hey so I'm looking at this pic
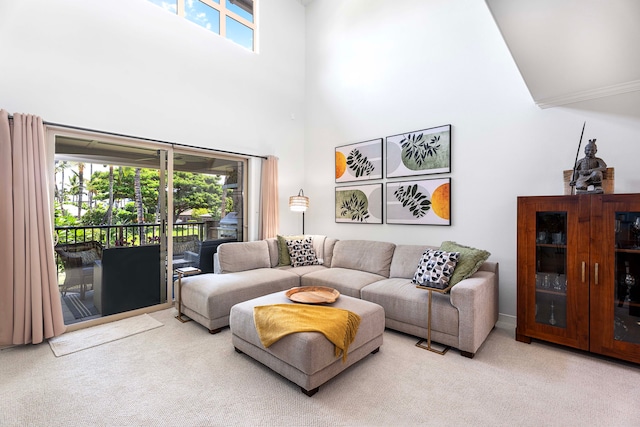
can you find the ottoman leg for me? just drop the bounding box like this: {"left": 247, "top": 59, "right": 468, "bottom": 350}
{"left": 302, "top": 387, "right": 319, "bottom": 397}
{"left": 234, "top": 347, "right": 243, "bottom": 354}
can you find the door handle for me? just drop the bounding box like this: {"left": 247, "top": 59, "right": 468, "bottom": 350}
{"left": 582, "top": 262, "right": 585, "bottom": 283}
{"left": 595, "top": 263, "right": 599, "bottom": 285}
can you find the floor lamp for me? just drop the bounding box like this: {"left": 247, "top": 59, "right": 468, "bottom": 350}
{"left": 289, "top": 189, "right": 309, "bottom": 234}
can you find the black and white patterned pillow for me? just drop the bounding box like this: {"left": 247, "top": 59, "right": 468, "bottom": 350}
{"left": 412, "top": 249, "right": 460, "bottom": 289}
{"left": 285, "top": 236, "right": 320, "bottom": 267}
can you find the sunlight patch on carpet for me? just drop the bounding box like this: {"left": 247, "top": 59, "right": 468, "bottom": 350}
{"left": 48, "top": 314, "right": 163, "bottom": 357}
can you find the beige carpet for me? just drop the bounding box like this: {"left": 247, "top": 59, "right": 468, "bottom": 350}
{"left": 2, "top": 307, "right": 639, "bottom": 426}
{"left": 48, "top": 313, "right": 163, "bottom": 357}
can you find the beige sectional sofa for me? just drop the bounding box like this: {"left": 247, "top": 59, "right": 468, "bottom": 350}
{"left": 179, "top": 236, "right": 499, "bottom": 358}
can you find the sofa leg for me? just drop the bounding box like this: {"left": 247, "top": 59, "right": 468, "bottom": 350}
{"left": 209, "top": 327, "right": 222, "bottom": 334}
{"left": 371, "top": 347, "right": 380, "bottom": 354}
{"left": 302, "top": 386, "right": 319, "bottom": 397}
{"left": 460, "top": 351, "right": 475, "bottom": 359}
{"left": 234, "top": 347, "right": 243, "bottom": 354}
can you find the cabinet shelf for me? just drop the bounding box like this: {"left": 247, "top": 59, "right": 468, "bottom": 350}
{"left": 536, "top": 243, "right": 567, "bottom": 249}
{"left": 615, "top": 248, "right": 640, "bottom": 254}
{"left": 535, "top": 288, "right": 566, "bottom": 297}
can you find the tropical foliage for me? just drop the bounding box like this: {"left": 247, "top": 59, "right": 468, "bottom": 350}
{"left": 54, "top": 162, "right": 228, "bottom": 228}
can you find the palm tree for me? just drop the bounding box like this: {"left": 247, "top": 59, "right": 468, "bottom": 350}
{"left": 134, "top": 167, "right": 146, "bottom": 244}
{"left": 77, "top": 162, "right": 85, "bottom": 220}
{"left": 55, "top": 160, "right": 70, "bottom": 216}
{"left": 105, "top": 165, "right": 114, "bottom": 225}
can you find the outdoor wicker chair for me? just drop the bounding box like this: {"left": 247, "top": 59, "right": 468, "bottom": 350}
{"left": 54, "top": 241, "right": 104, "bottom": 299}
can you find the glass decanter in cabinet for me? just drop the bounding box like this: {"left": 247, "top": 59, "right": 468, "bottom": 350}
{"left": 517, "top": 194, "right": 640, "bottom": 364}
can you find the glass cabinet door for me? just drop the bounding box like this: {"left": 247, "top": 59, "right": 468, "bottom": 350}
{"left": 517, "top": 195, "right": 590, "bottom": 350}
{"left": 613, "top": 212, "right": 640, "bottom": 345}
{"left": 590, "top": 194, "right": 640, "bottom": 364}
{"left": 535, "top": 212, "right": 568, "bottom": 328}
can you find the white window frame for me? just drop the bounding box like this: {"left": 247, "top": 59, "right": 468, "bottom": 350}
{"left": 154, "top": 0, "right": 258, "bottom": 51}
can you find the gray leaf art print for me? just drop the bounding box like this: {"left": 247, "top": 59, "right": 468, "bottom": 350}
{"left": 399, "top": 133, "right": 441, "bottom": 167}
{"left": 393, "top": 184, "right": 431, "bottom": 218}
{"left": 339, "top": 192, "right": 370, "bottom": 222}
{"left": 346, "top": 148, "right": 374, "bottom": 178}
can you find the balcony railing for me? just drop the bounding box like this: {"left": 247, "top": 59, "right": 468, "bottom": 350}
{"left": 54, "top": 222, "right": 206, "bottom": 248}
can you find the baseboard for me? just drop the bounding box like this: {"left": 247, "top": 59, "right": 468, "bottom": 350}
{"left": 496, "top": 313, "right": 516, "bottom": 330}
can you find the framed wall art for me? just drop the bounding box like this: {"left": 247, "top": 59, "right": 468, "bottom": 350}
{"left": 335, "top": 184, "right": 383, "bottom": 224}
{"left": 386, "top": 124, "right": 451, "bottom": 178}
{"left": 335, "top": 138, "right": 383, "bottom": 183}
{"left": 386, "top": 178, "right": 451, "bottom": 226}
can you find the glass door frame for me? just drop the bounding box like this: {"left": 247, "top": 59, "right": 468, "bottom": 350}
{"left": 47, "top": 126, "right": 249, "bottom": 331}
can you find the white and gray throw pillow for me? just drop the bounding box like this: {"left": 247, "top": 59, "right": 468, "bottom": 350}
{"left": 285, "top": 236, "right": 320, "bottom": 267}
{"left": 412, "top": 249, "right": 460, "bottom": 289}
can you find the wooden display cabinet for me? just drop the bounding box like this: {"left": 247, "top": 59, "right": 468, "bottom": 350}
{"left": 516, "top": 194, "right": 640, "bottom": 364}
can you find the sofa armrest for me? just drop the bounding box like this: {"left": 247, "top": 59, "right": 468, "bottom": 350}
{"left": 449, "top": 266, "right": 499, "bottom": 355}
{"left": 214, "top": 253, "right": 221, "bottom": 274}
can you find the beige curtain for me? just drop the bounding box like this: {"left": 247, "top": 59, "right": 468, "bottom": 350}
{"left": 0, "top": 110, "right": 66, "bottom": 346}
{"left": 259, "top": 155, "right": 279, "bottom": 239}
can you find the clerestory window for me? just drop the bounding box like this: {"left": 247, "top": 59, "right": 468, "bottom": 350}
{"left": 147, "top": 0, "right": 256, "bottom": 51}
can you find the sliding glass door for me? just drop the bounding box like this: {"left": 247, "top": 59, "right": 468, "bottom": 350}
{"left": 52, "top": 132, "right": 246, "bottom": 325}
{"left": 169, "top": 150, "right": 245, "bottom": 273}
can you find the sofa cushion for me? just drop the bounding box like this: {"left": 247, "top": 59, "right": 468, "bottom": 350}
{"left": 266, "top": 238, "right": 280, "bottom": 268}
{"left": 217, "top": 240, "right": 271, "bottom": 273}
{"left": 286, "top": 236, "right": 320, "bottom": 267}
{"left": 389, "top": 245, "right": 438, "bottom": 278}
{"left": 331, "top": 240, "right": 395, "bottom": 277}
{"left": 301, "top": 268, "right": 386, "bottom": 298}
{"left": 361, "top": 278, "right": 459, "bottom": 336}
{"left": 412, "top": 249, "right": 459, "bottom": 289}
{"left": 323, "top": 237, "right": 338, "bottom": 267}
{"left": 181, "top": 269, "right": 299, "bottom": 325}
{"left": 277, "top": 264, "right": 327, "bottom": 276}
{"left": 440, "top": 241, "right": 491, "bottom": 286}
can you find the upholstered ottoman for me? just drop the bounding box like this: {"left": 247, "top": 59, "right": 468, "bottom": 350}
{"left": 229, "top": 290, "right": 385, "bottom": 396}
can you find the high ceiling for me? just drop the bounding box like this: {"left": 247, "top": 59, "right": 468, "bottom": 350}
{"left": 486, "top": 0, "right": 640, "bottom": 108}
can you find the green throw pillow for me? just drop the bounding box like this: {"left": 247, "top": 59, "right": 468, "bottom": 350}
{"left": 277, "top": 234, "right": 305, "bottom": 266}
{"left": 439, "top": 241, "right": 490, "bottom": 286}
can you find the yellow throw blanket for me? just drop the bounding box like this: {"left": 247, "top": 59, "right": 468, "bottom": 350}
{"left": 253, "top": 304, "right": 361, "bottom": 362}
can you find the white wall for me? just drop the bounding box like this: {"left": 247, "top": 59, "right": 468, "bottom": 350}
{"left": 0, "top": 0, "right": 307, "bottom": 237}
{"left": 303, "top": 0, "right": 640, "bottom": 317}
{"left": 2, "top": 0, "right": 639, "bottom": 317}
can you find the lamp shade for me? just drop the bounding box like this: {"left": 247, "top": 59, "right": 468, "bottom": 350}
{"left": 289, "top": 189, "right": 309, "bottom": 212}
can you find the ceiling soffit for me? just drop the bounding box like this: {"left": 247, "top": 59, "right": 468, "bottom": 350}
{"left": 486, "top": 0, "right": 640, "bottom": 108}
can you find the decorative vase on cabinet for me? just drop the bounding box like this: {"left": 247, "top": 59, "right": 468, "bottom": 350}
{"left": 516, "top": 193, "right": 640, "bottom": 364}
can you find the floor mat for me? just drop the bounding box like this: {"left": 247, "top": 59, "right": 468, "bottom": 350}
{"left": 62, "top": 291, "right": 99, "bottom": 319}
{"left": 48, "top": 313, "right": 163, "bottom": 357}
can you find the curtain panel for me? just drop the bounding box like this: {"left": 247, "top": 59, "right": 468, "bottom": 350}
{"left": 259, "top": 155, "right": 279, "bottom": 239}
{"left": 0, "top": 110, "right": 65, "bottom": 346}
